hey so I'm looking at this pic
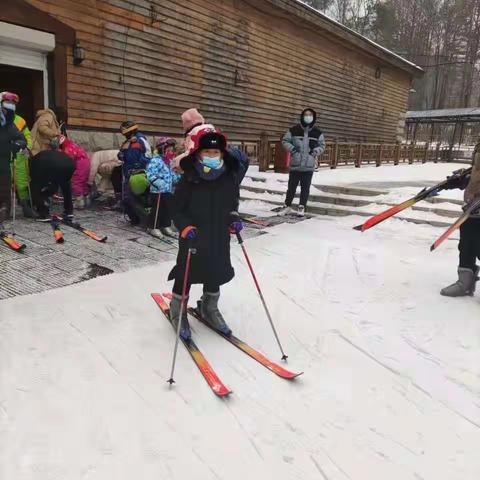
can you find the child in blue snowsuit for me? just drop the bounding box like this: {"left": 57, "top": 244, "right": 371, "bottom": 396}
{"left": 146, "top": 137, "right": 181, "bottom": 238}
{"left": 117, "top": 120, "right": 151, "bottom": 223}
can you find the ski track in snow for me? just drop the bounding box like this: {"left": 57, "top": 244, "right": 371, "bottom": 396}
{"left": 1, "top": 174, "right": 480, "bottom": 478}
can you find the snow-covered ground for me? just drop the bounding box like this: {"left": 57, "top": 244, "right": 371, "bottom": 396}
{"left": 1, "top": 196, "right": 479, "bottom": 478}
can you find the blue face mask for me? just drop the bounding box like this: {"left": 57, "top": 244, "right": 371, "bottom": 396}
{"left": 2, "top": 102, "right": 16, "bottom": 112}
{"left": 201, "top": 156, "right": 222, "bottom": 169}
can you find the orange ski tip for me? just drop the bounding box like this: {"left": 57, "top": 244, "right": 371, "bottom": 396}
{"left": 54, "top": 231, "right": 64, "bottom": 243}
{"left": 2, "top": 236, "right": 25, "bottom": 250}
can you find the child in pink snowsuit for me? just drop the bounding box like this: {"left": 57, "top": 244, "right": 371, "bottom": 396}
{"left": 59, "top": 136, "right": 91, "bottom": 207}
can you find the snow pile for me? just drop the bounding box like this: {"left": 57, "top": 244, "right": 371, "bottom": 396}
{"left": 1, "top": 213, "right": 479, "bottom": 479}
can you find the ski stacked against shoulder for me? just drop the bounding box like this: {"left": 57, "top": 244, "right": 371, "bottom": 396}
{"left": 431, "top": 197, "right": 480, "bottom": 251}
{"left": 0, "top": 232, "right": 26, "bottom": 251}
{"left": 151, "top": 293, "right": 232, "bottom": 397}
{"left": 354, "top": 166, "right": 473, "bottom": 232}
{"left": 162, "top": 293, "right": 302, "bottom": 380}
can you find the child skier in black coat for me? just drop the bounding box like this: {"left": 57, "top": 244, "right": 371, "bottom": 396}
{"left": 168, "top": 128, "right": 243, "bottom": 341}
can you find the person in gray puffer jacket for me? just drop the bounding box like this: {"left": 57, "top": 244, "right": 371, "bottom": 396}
{"left": 441, "top": 140, "right": 480, "bottom": 297}
{"left": 279, "top": 108, "right": 326, "bottom": 216}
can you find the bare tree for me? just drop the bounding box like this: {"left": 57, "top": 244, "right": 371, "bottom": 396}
{"left": 304, "top": 0, "right": 480, "bottom": 110}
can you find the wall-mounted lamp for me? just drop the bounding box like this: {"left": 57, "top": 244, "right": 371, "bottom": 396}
{"left": 375, "top": 66, "right": 382, "bottom": 79}
{"left": 234, "top": 68, "right": 250, "bottom": 86}
{"left": 73, "top": 41, "right": 86, "bottom": 66}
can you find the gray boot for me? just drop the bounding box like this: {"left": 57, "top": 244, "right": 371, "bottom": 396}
{"left": 199, "top": 291, "right": 232, "bottom": 336}
{"left": 440, "top": 267, "right": 479, "bottom": 297}
{"left": 169, "top": 293, "right": 191, "bottom": 341}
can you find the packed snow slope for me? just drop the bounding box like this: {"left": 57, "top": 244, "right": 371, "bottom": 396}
{"left": 1, "top": 214, "right": 480, "bottom": 479}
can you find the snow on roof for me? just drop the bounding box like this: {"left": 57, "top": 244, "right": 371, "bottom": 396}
{"left": 295, "top": 0, "right": 423, "bottom": 74}
{"left": 406, "top": 107, "right": 480, "bottom": 120}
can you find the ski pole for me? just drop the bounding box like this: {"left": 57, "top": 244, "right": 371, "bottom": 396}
{"left": 26, "top": 148, "right": 34, "bottom": 212}
{"left": 168, "top": 245, "right": 195, "bottom": 385}
{"left": 235, "top": 232, "right": 288, "bottom": 361}
{"left": 11, "top": 152, "right": 16, "bottom": 235}
{"left": 153, "top": 193, "right": 161, "bottom": 230}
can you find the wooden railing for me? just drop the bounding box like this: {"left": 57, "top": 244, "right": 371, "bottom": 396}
{"left": 229, "top": 137, "right": 460, "bottom": 171}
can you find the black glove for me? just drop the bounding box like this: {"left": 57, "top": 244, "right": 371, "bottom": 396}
{"left": 11, "top": 139, "right": 27, "bottom": 154}
{"left": 445, "top": 173, "right": 470, "bottom": 190}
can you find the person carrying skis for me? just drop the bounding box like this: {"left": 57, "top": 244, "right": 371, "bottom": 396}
{"left": 59, "top": 135, "right": 92, "bottom": 209}
{"left": 441, "top": 142, "right": 480, "bottom": 297}
{"left": 0, "top": 100, "right": 26, "bottom": 227}
{"left": 278, "top": 108, "right": 325, "bottom": 216}
{"left": 0, "top": 92, "right": 36, "bottom": 218}
{"left": 145, "top": 137, "right": 181, "bottom": 239}
{"left": 167, "top": 127, "right": 243, "bottom": 341}
{"left": 116, "top": 120, "right": 151, "bottom": 219}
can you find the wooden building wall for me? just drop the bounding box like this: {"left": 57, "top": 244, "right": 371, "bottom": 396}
{"left": 28, "top": 0, "right": 412, "bottom": 142}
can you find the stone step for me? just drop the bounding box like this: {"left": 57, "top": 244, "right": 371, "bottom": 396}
{"left": 240, "top": 184, "right": 371, "bottom": 207}
{"left": 246, "top": 175, "right": 386, "bottom": 197}
{"left": 240, "top": 193, "right": 453, "bottom": 228}
{"left": 246, "top": 175, "right": 465, "bottom": 205}
{"left": 240, "top": 184, "right": 462, "bottom": 218}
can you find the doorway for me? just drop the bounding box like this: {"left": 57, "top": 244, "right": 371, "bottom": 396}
{"left": 0, "top": 64, "right": 44, "bottom": 127}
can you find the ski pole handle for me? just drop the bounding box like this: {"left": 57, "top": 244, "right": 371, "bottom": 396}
{"left": 235, "top": 231, "right": 243, "bottom": 245}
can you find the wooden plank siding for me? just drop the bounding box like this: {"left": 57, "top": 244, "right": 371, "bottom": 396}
{"left": 27, "top": 0, "right": 413, "bottom": 142}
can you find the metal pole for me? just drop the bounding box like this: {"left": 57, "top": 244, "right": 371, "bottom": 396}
{"left": 11, "top": 152, "right": 16, "bottom": 235}
{"left": 236, "top": 232, "right": 288, "bottom": 361}
{"left": 168, "top": 247, "right": 195, "bottom": 384}
{"left": 153, "top": 193, "right": 161, "bottom": 230}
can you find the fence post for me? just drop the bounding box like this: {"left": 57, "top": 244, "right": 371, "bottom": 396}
{"left": 376, "top": 143, "right": 383, "bottom": 167}
{"left": 409, "top": 142, "right": 414, "bottom": 165}
{"left": 258, "top": 132, "right": 269, "bottom": 172}
{"left": 331, "top": 139, "right": 339, "bottom": 169}
{"left": 394, "top": 142, "right": 400, "bottom": 165}
{"left": 356, "top": 144, "right": 363, "bottom": 168}
{"left": 423, "top": 142, "right": 429, "bottom": 164}
{"left": 434, "top": 142, "right": 440, "bottom": 163}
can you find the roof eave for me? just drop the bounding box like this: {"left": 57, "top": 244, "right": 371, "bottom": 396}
{"left": 263, "top": 0, "right": 424, "bottom": 77}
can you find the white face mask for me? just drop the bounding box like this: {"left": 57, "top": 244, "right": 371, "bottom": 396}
{"left": 303, "top": 115, "right": 314, "bottom": 124}
{"left": 2, "top": 102, "right": 16, "bottom": 112}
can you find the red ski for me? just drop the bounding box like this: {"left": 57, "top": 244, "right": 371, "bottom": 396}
{"left": 431, "top": 197, "right": 480, "bottom": 251}
{"left": 51, "top": 218, "right": 64, "bottom": 243}
{"left": 354, "top": 167, "right": 472, "bottom": 232}
{"left": 163, "top": 293, "right": 303, "bottom": 380}
{"left": 1, "top": 233, "right": 26, "bottom": 251}
{"left": 151, "top": 293, "right": 232, "bottom": 397}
